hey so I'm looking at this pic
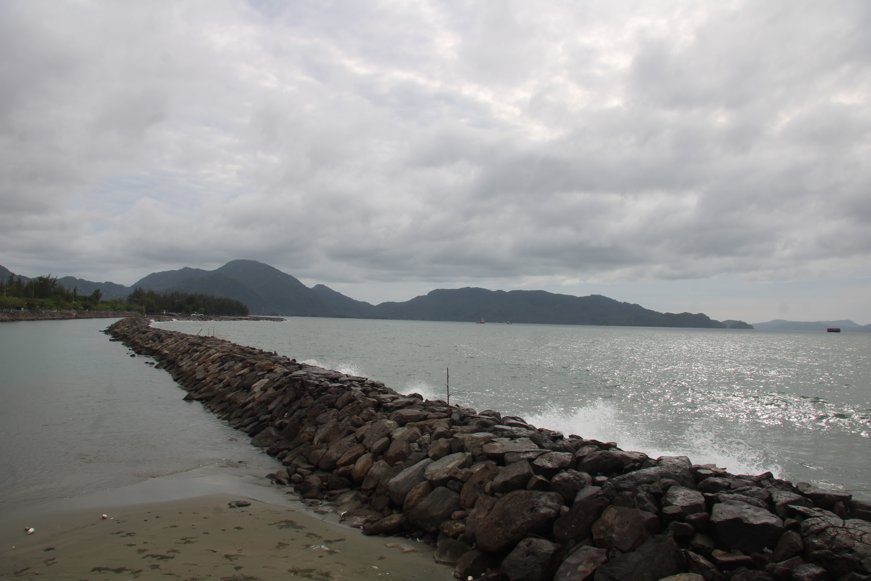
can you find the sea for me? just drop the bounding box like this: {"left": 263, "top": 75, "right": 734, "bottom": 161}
{"left": 1, "top": 317, "right": 869, "bottom": 516}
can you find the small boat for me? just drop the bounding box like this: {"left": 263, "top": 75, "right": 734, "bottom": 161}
{"left": 477, "top": 318, "right": 485, "bottom": 324}
{"left": 827, "top": 327, "right": 841, "bottom": 333}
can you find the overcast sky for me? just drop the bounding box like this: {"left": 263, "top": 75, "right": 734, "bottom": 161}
{"left": 2, "top": 1, "right": 870, "bottom": 323}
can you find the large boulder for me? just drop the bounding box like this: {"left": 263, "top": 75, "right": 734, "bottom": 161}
{"left": 800, "top": 507, "right": 871, "bottom": 577}
{"left": 593, "top": 534, "right": 686, "bottom": 581}
{"left": 501, "top": 537, "right": 562, "bottom": 581}
{"left": 710, "top": 501, "right": 785, "bottom": 553}
{"left": 474, "top": 490, "right": 565, "bottom": 553}
{"left": 406, "top": 486, "right": 461, "bottom": 533}
{"left": 553, "top": 544, "right": 609, "bottom": 581}
{"left": 386, "top": 458, "right": 432, "bottom": 506}
{"left": 592, "top": 506, "right": 660, "bottom": 552}
{"left": 554, "top": 488, "right": 610, "bottom": 542}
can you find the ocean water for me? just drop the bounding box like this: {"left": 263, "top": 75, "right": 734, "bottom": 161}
{"left": 1, "top": 318, "right": 868, "bottom": 514}
{"left": 0, "top": 319, "right": 286, "bottom": 516}
{"left": 160, "top": 318, "right": 871, "bottom": 499}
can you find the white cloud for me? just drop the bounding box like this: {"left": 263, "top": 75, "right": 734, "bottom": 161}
{"left": 2, "top": 0, "right": 870, "bottom": 322}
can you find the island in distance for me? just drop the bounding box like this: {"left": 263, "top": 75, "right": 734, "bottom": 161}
{"left": 4, "top": 259, "right": 753, "bottom": 329}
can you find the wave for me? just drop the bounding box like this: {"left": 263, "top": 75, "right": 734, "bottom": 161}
{"left": 526, "top": 401, "right": 782, "bottom": 478}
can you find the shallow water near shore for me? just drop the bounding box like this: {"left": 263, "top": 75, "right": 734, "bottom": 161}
{"left": 0, "top": 318, "right": 286, "bottom": 516}
{"left": 159, "top": 317, "right": 871, "bottom": 500}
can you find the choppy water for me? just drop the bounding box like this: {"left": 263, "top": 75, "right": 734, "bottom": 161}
{"left": 161, "top": 318, "right": 871, "bottom": 499}
{"left": 0, "top": 319, "right": 285, "bottom": 516}
{"left": 1, "top": 317, "right": 868, "bottom": 514}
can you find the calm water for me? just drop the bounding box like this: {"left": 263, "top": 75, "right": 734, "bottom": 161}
{"left": 161, "top": 318, "right": 871, "bottom": 499}
{"left": 0, "top": 319, "right": 286, "bottom": 516}
{"left": 1, "top": 318, "right": 868, "bottom": 515}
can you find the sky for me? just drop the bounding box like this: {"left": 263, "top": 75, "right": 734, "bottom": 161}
{"left": 2, "top": 1, "right": 870, "bottom": 324}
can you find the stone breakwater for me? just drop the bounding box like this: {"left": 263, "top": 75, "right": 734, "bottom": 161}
{"left": 107, "top": 317, "right": 871, "bottom": 581}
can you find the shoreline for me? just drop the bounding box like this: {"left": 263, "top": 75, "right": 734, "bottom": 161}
{"left": 0, "top": 492, "right": 450, "bottom": 581}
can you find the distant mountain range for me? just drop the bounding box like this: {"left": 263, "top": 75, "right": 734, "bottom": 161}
{"left": 2, "top": 259, "right": 753, "bottom": 328}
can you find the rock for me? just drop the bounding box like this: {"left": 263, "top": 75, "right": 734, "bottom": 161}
{"left": 459, "top": 461, "right": 499, "bottom": 509}
{"left": 710, "top": 501, "right": 784, "bottom": 553}
{"left": 492, "top": 460, "right": 534, "bottom": 493}
{"left": 660, "top": 575, "right": 706, "bottom": 581}
{"left": 454, "top": 549, "right": 500, "bottom": 580}
{"left": 406, "top": 486, "right": 460, "bottom": 533}
{"left": 402, "top": 480, "right": 433, "bottom": 511}
{"left": 709, "top": 549, "right": 754, "bottom": 569}
{"left": 482, "top": 437, "right": 542, "bottom": 460}
{"left": 792, "top": 563, "right": 829, "bottom": 581}
{"left": 474, "top": 490, "right": 564, "bottom": 553}
{"left": 351, "top": 452, "right": 374, "bottom": 483}
{"left": 362, "top": 513, "right": 404, "bottom": 535}
{"left": 800, "top": 508, "right": 871, "bottom": 578}
{"left": 501, "top": 537, "right": 562, "bottom": 581}
{"left": 796, "top": 482, "right": 853, "bottom": 511}
{"left": 607, "top": 456, "right": 695, "bottom": 491}
{"left": 770, "top": 489, "right": 814, "bottom": 518}
{"left": 771, "top": 529, "right": 803, "bottom": 562}
{"left": 578, "top": 449, "right": 646, "bottom": 474}
{"left": 427, "top": 437, "right": 452, "bottom": 460}
{"left": 553, "top": 544, "right": 608, "bottom": 581}
{"left": 387, "top": 458, "right": 432, "bottom": 506}
{"left": 593, "top": 534, "right": 686, "bottom": 581}
{"left": 424, "top": 452, "right": 470, "bottom": 484}
{"left": 453, "top": 432, "right": 495, "bottom": 456}
{"left": 553, "top": 488, "right": 610, "bottom": 542}
{"left": 592, "top": 506, "right": 660, "bottom": 552}
{"left": 531, "top": 451, "right": 574, "bottom": 476}
{"left": 684, "top": 551, "right": 724, "bottom": 581}
{"left": 360, "top": 419, "right": 398, "bottom": 449}
{"left": 434, "top": 533, "right": 470, "bottom": 565}
{"left": 663, "top": 485, "right": 707, "bottom": 519}
{"left": 551, "top": 470, "right": 593, "bottom": 503}
{"left": 392, "top": 407, "right": 428, "bottom": 425}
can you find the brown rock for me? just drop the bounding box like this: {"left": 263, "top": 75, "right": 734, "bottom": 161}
{"left": 501, "top": 537, "right": 562, "bottom": 581}
{"left": 424, "top": 452, "right": 471, "bottom": 484}
{"left": 406, "top": 486, "right": 461, "bottom": 533}
{"left": 553, "top": 544, "right": 608, "bottom": 581}
{"left": 553, "top": 488, "right": 610, "bottom": 542}
{"left": 459, "top": 461, "right": 499, "bottom": 509}
{"left": 386, "top": 458, "right": 433, "bottom": 506}
{"left": 492, "top": 460, "right": 534, "bottom": 494}
{"left": 592, "top": 505, "right": 660, "bottom": 552}
{"left": 710, "top": 501, "right": 784, "bottom": 553}
{"left": 474, "top": 490, "right": 564, "bottom": 553}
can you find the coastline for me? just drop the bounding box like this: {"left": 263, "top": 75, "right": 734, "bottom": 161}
{"left": 0, "top": 493, "right": 450, "bottom": 581}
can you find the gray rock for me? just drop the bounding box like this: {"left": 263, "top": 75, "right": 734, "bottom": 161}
{"left": 459, "top": 461, "right": 499, "bottom": 509}
{"left": 474, "top": 490, "right": 564, "bottom": 553}
{"left": 424, "top": 452, "right": 471, "bottom": 484}
{"left": 362, "top": 513, "right": 404, "bottom": 535}
{"left": 710, "top": 501, "right": 784, "bottom": 553}
{"left": 607, "top": 456, "right": 695, "bottom": 491}
{"left": 482, "top": 437, "right": 542, "bottom": 460}
{"left": 578, "top": 449, "right": 646, "bottom": 474}
{"left": 553, "top": 544, "right": 608, "bottom": 581}
{"left": 492, "top": 460, "right": 534, "bottom": 493}
{"left": 770, "top": 489, "right": 814, "bottom": 518}
{"left": 532, "top": 451, "right": 574, "bottom": 476}
{"left": 501, "top": 537, "right": 562, "bottom": 581}
{"left": 792, "top": 563, "right": 829, "bottom": 581}
{"left": 386, "top": 458, "right": 432, "bottom": 506}
{"left": 800, "top": 507, "right": 871, "bottom": 577}
{"left": 663, "top": 485, "right": 706, "bottom": 518}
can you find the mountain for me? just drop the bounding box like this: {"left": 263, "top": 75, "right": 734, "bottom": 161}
{"left": 1, "top": 260, "right": 753, "bottom": 328}
{"left": 0, "top": 264, "right": 15, "bottom": 281}
{"left": 56, "top": 276, "right": 131, "bottom": 300}
{"left": 371, "top": 287, "right": 730, "bottom": 328}
{"left": 131, "top": 259, "right": 373, "bottom": 317}
{"left": 753, "top": 319, "right": 868, "bottom": 332}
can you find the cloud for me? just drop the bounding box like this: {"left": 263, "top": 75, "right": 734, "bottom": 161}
{"left": 1, "top": 0, "right": 870, "bottom": 321}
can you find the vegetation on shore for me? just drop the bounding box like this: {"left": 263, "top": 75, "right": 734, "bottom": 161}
{"left": 1, "top": 275, "right": 247, "bottom": 316}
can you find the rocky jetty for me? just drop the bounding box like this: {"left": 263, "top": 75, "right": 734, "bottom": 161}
{"left": 107, "top": 317, "right": 871, "bottom": 581}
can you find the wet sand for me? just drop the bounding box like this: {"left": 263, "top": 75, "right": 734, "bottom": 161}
{"left": 0, "top": 494, "right": 453, "bottom": 581}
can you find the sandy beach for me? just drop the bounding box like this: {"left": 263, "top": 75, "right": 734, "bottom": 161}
{"left": 0, "top": 494, "right": 453, "bottom": 581}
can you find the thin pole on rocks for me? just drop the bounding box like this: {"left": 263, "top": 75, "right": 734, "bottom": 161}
{"left": 446, "top": 367, "right": 450, "bottom": 406}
